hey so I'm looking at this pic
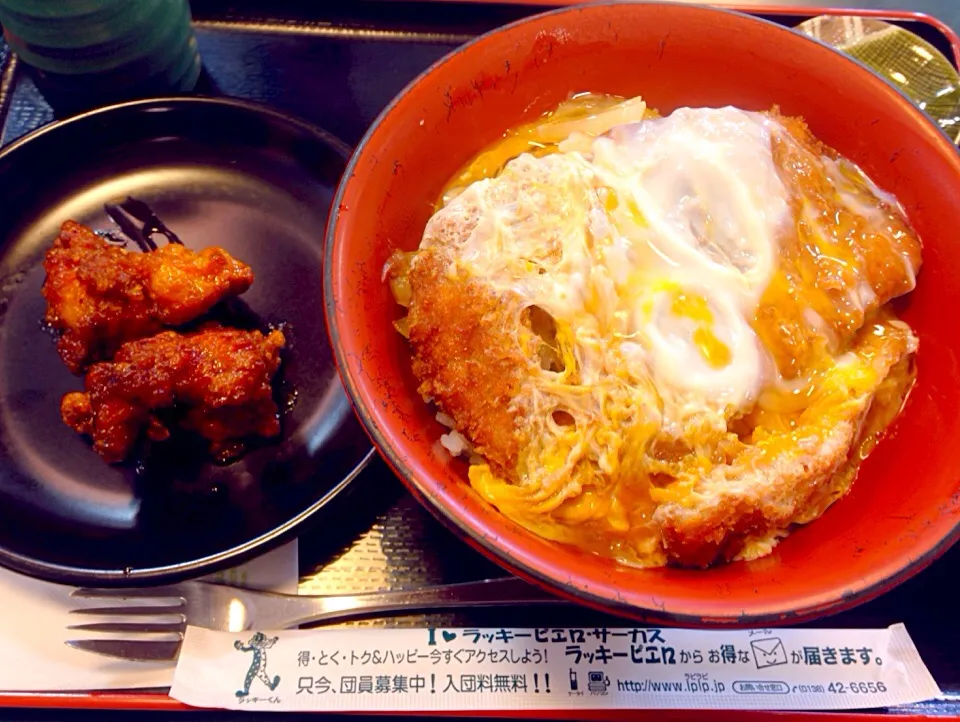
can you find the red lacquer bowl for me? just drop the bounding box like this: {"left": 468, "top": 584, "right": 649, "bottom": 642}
{"left": 324, "top": 1, "right": 960, "bottom": 624}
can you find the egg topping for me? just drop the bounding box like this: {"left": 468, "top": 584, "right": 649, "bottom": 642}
{"left": 385, "top": 95, "right": 921, "bottom": 567}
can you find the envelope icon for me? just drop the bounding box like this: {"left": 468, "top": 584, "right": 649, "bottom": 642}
{"left": 750, "top": 638, "right": 787, "bottom": 669}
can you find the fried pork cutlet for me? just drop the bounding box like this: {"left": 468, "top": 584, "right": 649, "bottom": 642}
{"left": 386, "top": 105, "right": 922, "bottom": 569}
{"left": 651, "top": 316, "right": 917, "bottom": 567}
{"left": 42, "top": 220, "right": 254, "bottom": 374}
{"left": 61, "top": 323, "right": 286, "bottom": 464}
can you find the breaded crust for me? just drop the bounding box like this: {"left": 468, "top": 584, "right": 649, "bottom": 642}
{"left": 42, "top": 220, "right": 254, "bottom": 373}
{"left": 405, "top": 248, "right": 529, "bottom": 475}
{"left": 396, "top": 154, "right": 582, "bottom": 477}
{"left": 654, "top": 319, "right": 916, "bottom": 567}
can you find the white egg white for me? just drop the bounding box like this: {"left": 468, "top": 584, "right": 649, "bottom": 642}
{"left": 441, "top": 106, "right": 795, "bottom": 435}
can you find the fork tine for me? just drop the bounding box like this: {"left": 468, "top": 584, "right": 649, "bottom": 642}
{"left": 66, "top": 621, "right": 184, "bottom": 634}
{"left": 119, "top": 196, "right": 184, "bottom": 246}
{"left": 103, "top": 203, "right": 155, "bottom": 252}
{"left": 71, "top": 586, "right": 186, "bottom": 599}
{"left": 69, "top": 605, "right": 185, "bottom": 617}
{"left": 65, "top": 639, "right": 181, "bottom": 662}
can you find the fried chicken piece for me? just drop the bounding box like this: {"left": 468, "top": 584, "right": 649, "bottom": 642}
{"left": 42, "top": 220, "right": 254, "bottom": 374}
{"left": 61, "top": 323, "right": 286, "bottom": 464}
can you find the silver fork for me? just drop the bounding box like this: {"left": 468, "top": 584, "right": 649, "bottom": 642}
{"left": 66, "top": 576, "right": 567, "bottom": 662}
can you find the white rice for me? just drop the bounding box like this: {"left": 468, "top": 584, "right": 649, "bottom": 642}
{"left": 436, "top": 412, "right": 472, "bottom": 458}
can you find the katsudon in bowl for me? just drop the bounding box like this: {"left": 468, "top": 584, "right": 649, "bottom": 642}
{"left": 325, "top": 2, "right": 960, "bottom": 623}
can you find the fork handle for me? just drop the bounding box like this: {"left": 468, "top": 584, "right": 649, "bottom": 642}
{"left": 251, "top": 577, "right": 569, "bottom": 629}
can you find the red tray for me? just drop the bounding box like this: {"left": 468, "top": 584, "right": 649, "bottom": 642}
{"left": 394, "top": 0, "right": 960, "bottom": 65}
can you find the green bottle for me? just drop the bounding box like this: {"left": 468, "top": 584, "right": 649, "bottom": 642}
{"left": 0, "top": 0, "right": 201, "bottom": 114}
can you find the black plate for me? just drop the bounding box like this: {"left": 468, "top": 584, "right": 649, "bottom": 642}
{"left": 0, "top": 96, "right": 374, "bottom": 585}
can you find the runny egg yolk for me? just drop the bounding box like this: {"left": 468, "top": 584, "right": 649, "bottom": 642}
{"left": 602, "top": 187, "right": 648, "bottom": 228}
{"left": 693, "top": 327, "right": 733, "bottom": 369}
{"left": 671, "top": 291, "right": 733, "bottom": 369}
{"left": 670, "top": 291, "right": 712, "bottom": 324}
